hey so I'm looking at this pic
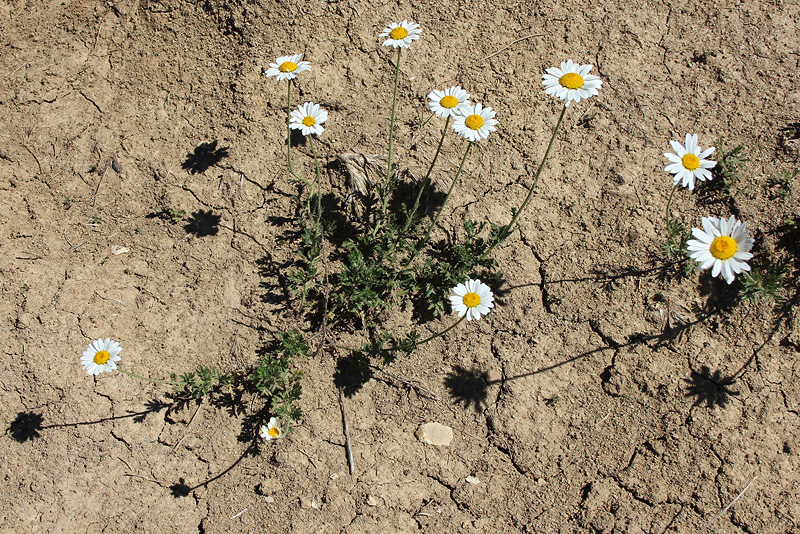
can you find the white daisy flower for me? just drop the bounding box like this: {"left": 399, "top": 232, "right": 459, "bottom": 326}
{"left": 542, "top": 60, "right": 602, "bottom": 107}
{"left": 81, "top": 338, "right": 122, "bottom": 375}
{"left": 260, "top": 417, "right": 283, "bottom": 441}
{"left": 449, "top": 279, "right": 495, "bottom": 321}
{"left": 379, "top": 19, "right": 422, "bottom": 48}
{"left": 289, "top": 102, "right": 328, "bottom": 136}
{"left": 265, "top": 54, "right": 311, "bottom": 81}
{"left": 664, "top": 134, "right": 717, "bottom": 190}
{"left": 686, "top": 215, "right": 754, "bottom": 284}
{"left": 427, "top": 86, "right": 471, "bottom": 118}
{"left": 452, "top": 103, "right": 498, "bottom": 143}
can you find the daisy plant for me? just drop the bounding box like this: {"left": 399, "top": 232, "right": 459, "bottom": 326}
{"left": 481, "top": 60, "right": 601, "bottom": 259}
{"left": 404, "top": 86, "right": 471, "bottom": 229}
{"left": 408, "top": 102, "right": 498, "bottom": 266}
{"left": 266, "top": 53, "right": 311, "bottom": 178}
{"left": 80, "top": 331, "right": 305, "bottom": 438}
{"left": 378, "top": 20, "right": 422, "bottom": 217}
{"left": 662, "top": 134, "right": 717, "bottom": 259}
{"left": 289, "top": 102, "right": 328, "bottom": 220}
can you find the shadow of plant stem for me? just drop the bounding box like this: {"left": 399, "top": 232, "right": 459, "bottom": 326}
{"left": 7, "top": 400, "right": 172, "bottom": 443}
{"left": 170, "top": 439, "right": 258, "bottom": 497}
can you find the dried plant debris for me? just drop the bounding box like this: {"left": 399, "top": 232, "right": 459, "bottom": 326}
{"left": 338, "top": 152, "right": 385, "bottom": 197}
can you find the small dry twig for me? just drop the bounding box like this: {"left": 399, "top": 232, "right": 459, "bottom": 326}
{"left": 370, "top": 365, "right": 439, "bottom": 400}
{"left": 94, "top": 291, "right": 126, "bottom": 306}
{"left": 338, "top": 387, "right": 355, "bottom": 475}
{"left": 698, "top": 476, "right": 757, "bottom": 533}
{"left": 172, "top": 400, "right": 204, "bottom": 452}
{"left": 478, "top": 33, "right": 544, "bottom": 64}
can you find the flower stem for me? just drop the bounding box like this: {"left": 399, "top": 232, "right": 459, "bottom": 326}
{"left": 417, "top": 314, "right": 466, "bottom": 345}
{"left": 482, "top": 104, "right": 567, "bottom": 259}
{"left": 117, "top": 368, "right": 176, "bottom": 385}
{"left": 308, "top": 135, "right": 323, "bottom": 224}
{"left": 407, "top": 142, "right": 472, "bottom": 267}
{"left": 286, "top": 80, "right": 294, "bottom": 175}
{"left": 382, "top": 47, "right": 403, "bottom": 217}
{"left": 404, "top": 116, "right": 451, "bottom": 231}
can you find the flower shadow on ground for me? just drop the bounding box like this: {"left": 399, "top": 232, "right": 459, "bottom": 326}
{"left": 684, "top": 366, "right": 739, "bottom": 408}
{"left": 334, "top": 354, "right": 374, "bottom": 398}
{"left": 184, "top": 209, "right": 221, "bottom": 236}
{"left": 444, "top": 365, "right": 489, "bottom": 413}
{"left": 181, "top": 140, "right": 229, "bottom": 174}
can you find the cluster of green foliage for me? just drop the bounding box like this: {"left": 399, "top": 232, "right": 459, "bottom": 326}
{"left": 150, "top": 206, "right": 186, "bottom": 224}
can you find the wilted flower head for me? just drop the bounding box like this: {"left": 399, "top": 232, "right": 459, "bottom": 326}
{"left": 452, "top": 103, "right": 498, "bottom": 143}
{"left": 379, "top": 19, "right": 422, "bottom": 48}
{"left": 449, "top": 279, "right": 494, "bottom": 320}
{"left": 289, "top": 102, "right": 328, "bottom": 136}
{"left": 266, "top": 54, "right": 311, "bottom": 81}
{"left": 542, "top": 60, "right": 602, "bottom": 106}
{"left": 664, "top": 134, "right": 717, "bottom": 190}
{"left": 686, "top": 215, "right": 754, "bottom": 284}
{"left": 81, "top": 338, "right": 122, "bottom": 375}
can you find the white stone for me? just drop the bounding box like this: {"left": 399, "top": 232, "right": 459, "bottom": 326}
{"left": 416, "top": 422, "right": 453, "bottom": 446}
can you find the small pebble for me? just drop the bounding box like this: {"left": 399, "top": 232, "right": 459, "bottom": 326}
{"left": 416, "top": 422, "right": 453, "bottom": 446}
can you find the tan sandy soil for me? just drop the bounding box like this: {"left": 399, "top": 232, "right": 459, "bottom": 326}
{"left": 1, "top": 0, "right": 799, "bottom": 532}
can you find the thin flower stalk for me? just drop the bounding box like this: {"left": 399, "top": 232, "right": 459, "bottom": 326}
{"left": 483, "top": 104, "right": 567, "bottom": 258}
{"left": 665, "top": 181, "right": 680, "bottom": 227}
{"left": 405, "top": 116, "right": 451, "bottom": 230}
{"left": 417, "top": 314, "right": 466, "bottom": 344}
{"left": 408, "top": 142, "right": 472, "bottom": 266}
{"left": 382, "top": 47, "right": 403, "bottom": 217}
{"left": 308, "top": 135, "right": 323, "bottom": 223}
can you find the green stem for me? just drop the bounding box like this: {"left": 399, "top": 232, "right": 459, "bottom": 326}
{"left": 308, "top": 135, "right": 323, "bottom": 224}
{"left": 406, "top": 142, "right": 472, "bottom": 267}
{"left": 405, "top": 116, "right": 451, "bottom": 231}
{"left": 383, "top": 47, "right": 403, "bottom": 217}
{"left": 117, "top": 368, "right": 176, "bottom": 385}
{"left": 417, "top": 314, "right": 466, "bottom": 345}
{"left": 482, "top": 104, "right": 567, "bottom": 259}
{"left": 336, "top": 315, "right": 466, "bottom": 354}
{"left": 286, "top": 80, "right": 294, "bottom": 175}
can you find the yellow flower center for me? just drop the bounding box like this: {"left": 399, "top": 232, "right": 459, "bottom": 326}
{"left": 681, "top": 153, "right": 700, "bottom": 170}
{"left": 465, "top": 114, "right": 484, "bottom": 131}
{"left": 94, "top": 350, "right": 110, "bottom": 365}
{"left": 302, "top": 116, "right": 315, "bottom": 127}
{"left": 559, "top": 72, "right": 584, "bottom": 89}
{"left": 440, "top": 95, "right": 459, "bottom": 109}
{"left": 709, "top": 236, "right": 737, "bottom": 260}
{"left": 463, "top": 292, "right": 481, "bottom": 308}
{"left": 268, "top": 426, "right": 280, "bottom": 438}
{"left": 389, "top": 27, "right": 409, "bottom": 40}
{"left": 279, "top": 61, "right": 297, "bottom": 73}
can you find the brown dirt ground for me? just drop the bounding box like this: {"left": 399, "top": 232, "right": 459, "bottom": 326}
{"left": 2, "top": 0, "right": 800, "bottom": 532}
